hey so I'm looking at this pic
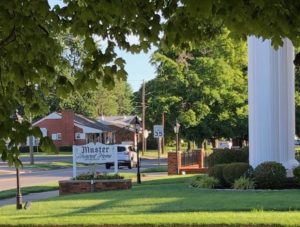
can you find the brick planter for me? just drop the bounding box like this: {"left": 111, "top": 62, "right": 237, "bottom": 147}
{"left": 59, "top": 179, "right": 132, "bottom": 196}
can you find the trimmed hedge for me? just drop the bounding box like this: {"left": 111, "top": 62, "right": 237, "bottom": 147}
{"left": 253, "top": 161, "right": 287, "bottom": 189}
{"left": 208, "top": 164, "right": 227, "bottom": 186}
{"left": 207, "top": 147, "right": 248, "bottom": 167}
{"left": 293, "top": 166, "right": 300, "bottom": 182}
{"left": 73, "top": 173, "right": 124, "bottom": 180}
{"left": 222, "top": 162, "right": 253, "bottom": 185}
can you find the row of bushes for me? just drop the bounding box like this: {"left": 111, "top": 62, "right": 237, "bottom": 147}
{"left": 192, "top": 161, "right": 289, "bottom": 189}
{"left": 73, "top": 173, "right": 124, "bottom": 180}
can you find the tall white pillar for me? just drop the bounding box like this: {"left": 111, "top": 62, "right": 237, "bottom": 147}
{"left": 248, "top": 37, "right": 298, "bottom": 171}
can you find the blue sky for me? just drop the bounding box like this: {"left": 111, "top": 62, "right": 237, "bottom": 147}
{"left": 49, "top": 0, "right": 156, "bottom": 91}
{"left": 116, "top": 49, "right": 156, "bottom": 92}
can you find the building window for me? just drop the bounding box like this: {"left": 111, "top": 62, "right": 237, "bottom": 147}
{"left": 75, "top": 133, "right": 85, "bottom": 140}
{"left": 52, "top": 133, "right": 62, "bottom": 140}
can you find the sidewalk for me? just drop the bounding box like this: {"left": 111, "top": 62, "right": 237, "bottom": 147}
{"left": 0, "top": 190, "right": 59, "bottom": 207}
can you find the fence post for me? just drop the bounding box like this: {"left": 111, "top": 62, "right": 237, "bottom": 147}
{"left": 168, "top": 152, "right": 182, "bottom": 175}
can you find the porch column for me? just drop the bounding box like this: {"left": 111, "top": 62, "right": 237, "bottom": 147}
{"left": 248, "top": 37, "right": 298, "bottom": 171}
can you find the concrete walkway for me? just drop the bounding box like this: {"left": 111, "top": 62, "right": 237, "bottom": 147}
{"left": 0, "top": 190, "right": 59, "bottom": 207}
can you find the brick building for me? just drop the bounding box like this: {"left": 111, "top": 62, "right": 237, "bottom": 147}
{"left": 31, "top": 110, "right": 115, "bottom": 147}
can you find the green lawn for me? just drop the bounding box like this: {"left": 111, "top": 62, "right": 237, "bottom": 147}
{"left": 20, "top": 152, "right": 72, "bottom": 157}
{"left": 1, "top": 175, "right": 300, "bottom": 226}
{"left": 0, "top": 183, "right": 58, "bottom": 200}
{"left": 22, "top": 162, "right": 75, "bottom": 170}
{"left": 141, "top": 165, "right": 167, "bottom": 173}
{"left": 141, "top": 150, "right": 168, "bottom": 158}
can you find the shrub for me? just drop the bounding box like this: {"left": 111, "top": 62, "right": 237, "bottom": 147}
{"left": 191, "top": 175, "right": 219, "bottom": 189}
{"left": 222, "top": 162, "right": 253, "bottom": 185}
{"left": 253, "top": 162, "right": 287, "bottom": 189}
{"left": 58, "top": 146, "right": 73, "bottom": 152}
{"left": 74, "top": 173, "right": 124, "bottom": 180}
{"left": 208, "top": 164, "right": 227, "bottom": 186}
{"left": 293, "top": 166, "right": 300, "bottom": 182}
{"left": 207, "top": 147, "right": 249, "bottom": 167}
{"left": 233, "top": 177, "right": 255, "bottom": 190}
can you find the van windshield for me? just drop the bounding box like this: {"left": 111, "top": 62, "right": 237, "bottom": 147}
{"left": 117, "top": 146, "right": 126, "bottom": 152}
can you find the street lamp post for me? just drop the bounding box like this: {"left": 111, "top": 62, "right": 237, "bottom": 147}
{"left": 135, "top": 116, "right": 141, "bottom": 184}
{"left": 174, "top": 120, "right": 180, "bottom": 175}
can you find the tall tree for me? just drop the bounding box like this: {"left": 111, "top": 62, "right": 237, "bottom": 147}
{"left": 141, "top": 30, "right": 248, "bottom": 146}
{"left": 46, "top": 80, "right": 134, "bottom": 118}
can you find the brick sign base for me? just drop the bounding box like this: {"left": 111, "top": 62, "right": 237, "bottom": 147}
{"left": 59, "top": 179, "right": 132, "bottom": 196}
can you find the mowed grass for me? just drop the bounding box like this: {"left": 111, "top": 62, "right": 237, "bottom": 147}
{"left": 0, "top": 182, "right": 58, "bottom": 200}
{"left": 1, "top": 175, "right": 300, "bottom": 226}
{"left": 22, "top": 161, "right": 75, "bottom": 170}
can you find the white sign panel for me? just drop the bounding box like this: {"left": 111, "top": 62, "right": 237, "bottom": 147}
{"left": 153, "top": 125, "right": 164, "bottom": 138}
{"left": 72, "top": 142, "right": 118, "bottom": 177}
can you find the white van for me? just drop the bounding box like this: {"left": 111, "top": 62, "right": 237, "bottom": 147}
{"left": 105, "top": 144, "right": 137, "bottom": 169}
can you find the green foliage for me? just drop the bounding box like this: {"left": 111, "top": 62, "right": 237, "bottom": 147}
{"left": 208, "top": 164, "right": 227, "bottom": 186}
{"left": 253, "top": 162, "right": 287, "bottom": 189}
{"left": 207, "top": 148, "right": 249, "bottom": 167}
{"left": 191, "top": 175, "right": 219, "bottom": 189}
{"left": 293, "top": 166, "right": 300, "bottom": 182}
{"left": 73, "top": 173, "right": 124, "bottom": 180}
{"left": 222, "top": 162, "right": 253, "bottom": 185}
{"left": 233, "top": 177, "right": 255, "bottom": 190}
{"left": 137, "top": 30, "right": 248, "bottom": 146}
{"left": 47, "top": 80, "right": 134, "bottom": 118}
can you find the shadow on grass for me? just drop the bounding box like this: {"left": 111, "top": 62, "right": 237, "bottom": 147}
{"left": 28, "top": 174, "right": 300, "bottom": 220}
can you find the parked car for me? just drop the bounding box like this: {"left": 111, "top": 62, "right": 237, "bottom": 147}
{"left": 105, "top": 144, "right": 137, "bottom": 169}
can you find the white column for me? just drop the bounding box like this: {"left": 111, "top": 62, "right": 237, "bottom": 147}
{"left": 248, "top": 37, "right": 298, "bottom": 171}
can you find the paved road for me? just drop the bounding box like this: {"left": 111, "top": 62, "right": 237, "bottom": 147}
{"left": 0, "top": 156, "right": 166, "bottom": 191}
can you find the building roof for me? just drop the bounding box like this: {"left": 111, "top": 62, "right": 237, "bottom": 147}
{"left": 33, "top": 111, "right": 114, "bottom": 133}
{"left": 74, "top": 114, "right": 114, "bottom": 132}
{"left": 97, "top": 115, "right": 141, "bottom": 133}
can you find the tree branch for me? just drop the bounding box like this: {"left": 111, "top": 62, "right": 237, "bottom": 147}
{"left": 0, "top": 26, "right": 16, "bottom": 49}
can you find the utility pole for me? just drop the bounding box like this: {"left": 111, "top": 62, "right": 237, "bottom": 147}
{"left": 161, "top": 112, "right": 165, "bottom": 154}
{"left": 29, "top": 113, "right": 34, "bottom": 165}
{"left": 142, "top": 80, "right": 146, "bottom": 155}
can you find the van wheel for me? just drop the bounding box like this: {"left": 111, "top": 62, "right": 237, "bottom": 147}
{"left": 105, "top": 164, "right": 111, "bottom": 169}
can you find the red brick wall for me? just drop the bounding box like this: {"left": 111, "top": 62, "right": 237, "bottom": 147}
{"left": 59, "top": 179, "right": 132, "bottom": 195}
{"left": 62, "top": 110, "right": 75, "bottom": 146}
{"left": 35, "top": 110, "right": 75, "bottom": 147}
{"left": 168, "top": 152, "right": 181, "bottom": 175}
